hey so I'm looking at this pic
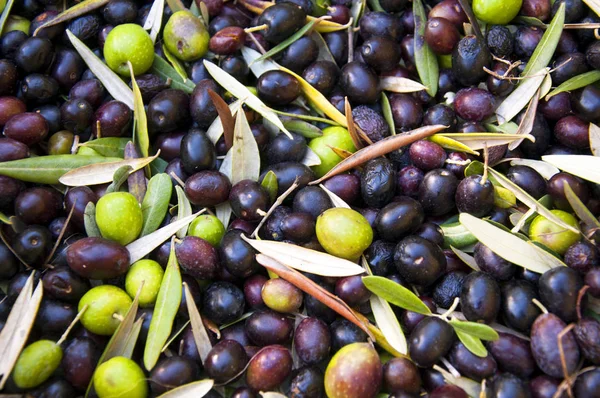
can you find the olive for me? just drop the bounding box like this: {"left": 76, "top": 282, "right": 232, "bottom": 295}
{"left": 316, "top": 208, "right": 373, "bottom": 261}
{"left": 49, "top": 49, "right": 84, "bottom": 91}
{"left": 324, "top": 31, "right": 349, "bottom": 67}
{"left": 302, "top": 61, "right": 339, "bottom": 96}
{"left": 256, "top": 3, "right": 306, "bottom": 43}
{"left": 266, "top": 132, "right": 307, "bottom": 165}
{"left": 468, "top": 241, "right": 512, "bottom": 280}
{"left": 339, "top": 61, "right": 381, "bottom": 105}
{"left": 423, "top": 104, "right": 457, "bottom": 131}
{"left": 175, "top": 236, "right": 220, "bottom": 280}
{"left": 15, "top": 187, "right": 62, "bottom": 225}
{"left": 565, "top": 241, "right": 599, "bottom": 273}
{"left": 262, "top": 278, "right": 303, "bottom": 313}
{"left": 229, "top": 179, "right": 270, "bottom": 222}
{"left": 448, "top": 341, "right": 497, "bottom": 381}
{"left": 43, "top": 266, "right": 90, "bottom": 303}
{"left": 291, "top": 186, "right": 332, "bottom": 220}
{"left": 530, "top": 313, "right": 580, "bottom": 378}
{"left": 408, "top": 316, "right": 455, "bottom": 367}
{"left": 203, "top": 281, "right": 245, "bottom": 325}
{"left": 361, "top": 36, "right": 401, "bottom": 72}
{"left": 375, "top": 197, "right": 424, "bottom": 242}
{"left": 329, "top": 318, "right": 368, "bottom": 350}
{"left": 359, "top": 12, "right": 403, "bottom": 41}
{"left": 246, "top": 345, "right": 293, "bottom": 391}
{"left": 289, "top": 366, "right": 325, "bottom": 398}
{"left": 190, "top": 79, "right": 220, "bottom": 129}
{"left": 92, "top": 100, "right": 132, "bottom": 138}
{"left": 180, "top": 128, "right": 217, "bottom": 174}
{"left": 30, "top": 377, "right": 77, "bottom": 398}
{"left": 574, "top": 368, "right": 600, "bottom": 398}
{"left": 278, "top": 36, "right": 319, "bottom": 74}
{"left": 69, "top": 79, "right": 105, "bottom": 109}
{"left": 281, "top": 212, "right": 316, "bottom": 243}
{"left": 245, "top": 309, "right": 293, "bottom": 346}
{"left": 60, "top": 98, "right": 94, "bottom": 135}
{"left": 134, "top": 73, "right": 169, "bottom": 103}
{"left": 418, "top": 169, "right": 458, "bottom": 216}
{"left": 36, "top": 299, "right": 77, "bottom": 339}
{"left": 64, "top": 186, "right": 97, "bottom": 231}
{"left": 429, "top": 0, "right": 468, "bottom": 28}
{"left": 147, "top": 89, "right": 190, "bottom": 135}
{"left": 382, "top": 357, "right": 421, "bottom": 394}
{"left": 452, "top": 35, "right": 492, "bottom": 87}
{"left": 425, "top": 17, "right": 460, "bottom": 55}
{"left": 93, "top": 356, "right": 147, "bottom": 398}
{"left": 324, "top": 342, "right": 382, "bottom": 398}
{"left": 487, "top": 373, "right": 531, "bottom": 398}
{"left": 0, "top": 242, "right": 18, "bottom": 279}
{"left": 361, "top": 158, "right": 397, "bottom": 208}
{"left": 62, "top": 337, "right": 100, "bottom": 391}
{"left": 0, "top": 60, "right": 18, "bottom": 95}
{"left": 455, "top": 175, "right": 495, "bottom": 217}
{"left": 242, "top": 274, "right": 266, "bottom": 310}
{"left": 453, "top": 88, "right": 495, "bottom": 122}
{"left": 554, "top": 115, "right": 590, "bottom": 149}
{"left": 460, "top": 272, "right": 501, "bottom": 324}
{"left": 294, "top": 317, "right": 331, "bottom": 365}
{"left": 389, "top": 93, "right": 423, "bottom": 131}
{"left": 0, "top": 30, "right": 28, "bottom": 60}
{"left": 15, "top": 37, "right": 54, "bottom": 74}
{"left": 574, "top": 317, "right": 600, "bottom": 365}
{"left": 571, "top": 85, "right": 600, "bottom": 123}
{"left": 261, "top": 162, "right": 316, "bottom": 196}
{"left": 487, "top": 332, "right": 536, "bottom": 377}
{"left": 547, "top": 172, "right": 589, "bottom": 211}
{"left": 529, "top": 375, "right": 562, "bottom": 398}
{"left": 4, "top": 112, "right": 49, "bottom": 146}
{"left": 352, "top": 105, "right": 390, "bottom": 143}
{"left": 66, "top": 237, "right": 130, "bottom": 280}
{"left": 0, "top": 97, "right": 26, "bottom": 127}
{"left": 397, "top": 165, "right": 424, "bottom": 198}
{"left": 394, "top": 236, "right": 446, "bottom": 286}
{"left": 538, "top": 266, "right": 583, "bottom": 323}
{"left": 409, "top": 140, "right": 447, "bottom": 171}
{"left": 500, "top": 279, "right": 540, "bottom": 333}
{"left": 204, "top": 340, "right": 248, "bottom": 384}
{"left": 433, "top": 271, "right": 466, "bottom": 309}
{"left": 12, "top": 340, "right": 63, "bottom": 389}
{"left": 260, "top": 206, "right": 291, "bottom": 241}
{"left": 486, "top": 62, "right": 516, "bottom": 97}
{"left": 220, "top": 55, "right": 250, "bottom": 85}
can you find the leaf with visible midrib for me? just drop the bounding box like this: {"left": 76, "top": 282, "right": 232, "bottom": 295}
{"left": 144, "top": 242, "right": 182, "bottom": 371}
{"left": 151, "top": 55, "right": 196, "bottom": 94}
{"left": 0, "top": 0, "right": 15, "bottom": 35}
{"left": 175, "top": 186, "right": 192, "bottom": 239}
{"left": 231, "top": 109, "right": 261, "bottom": 185}
{"left": 157, "top": 379, "right": 214, "bottom": 398}
{"left": 141, "top": 173, "right": 173, "bottom": 236}
{"left": 448, "top": 319, "right": 499, "bottom": 340}
{"left": 129, "top": 64, "right": 150, "bottom": 158}
{"left": 413, "top": 0, "right": 438, "bottom": 96}
{"left": 455, "top": 330, "right": 488, "bottom": 358}
{"left": 184, "top": 283, "right": 213, "bottom": 363}
{"left": 564, "top": 183, "right": 600, "bottom": 229}
{"left": 362, "top": 275, "right": 432, "bottom": 315}
{"left": 521, "top": 3, "right": 565, "bottom": 78}
{"left": 542, "top": 154, "right": 600, "bottom": 185}
{"left": 81, "top": 138, "right": 130, "bottom": 158}
{"left": 59, "top": 154, "right": 159, "bottom": 186}
{"left": 34, "top": 0, "right": 109, "bottom": 35}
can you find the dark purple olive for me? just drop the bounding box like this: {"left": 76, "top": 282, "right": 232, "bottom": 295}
{"left": 69, "top": 79, "right": 105, "bottom": 109}
{"left": 448, "top": 341, "right": 497, "bottom": 381}
{"left": 4, "top": 112, "right": 49, "bottom": 146}
{"left": 389, "top": 93, "right": 423, "bottom": 132}
{"left": 574, "top": 317, "right": 600, "bottom": 365}
{"left": 382, "top": 357, "right": 421, "bottom": 394}
{"left": 190, "top": 79, "right": 221, "bottom": 129}
{"left": 424, "top": 17, "right": 460, "bottom": 55}
{"left": 460, "top": 272, "right": 501, "bottom": 324}
{"left": 488, "top": 332, "right": 536, "bottom": 377}
{"left": 409, "top": 316, "right": 455, "bottom": 368}
{"left": 175, "top": 236, "right": 220, "bottom": 280}
{"left": 42, "top": 266, "right": 90, "bottom": 303}
{"left": 394, "top": 235, "right": 446, "bottom": 286}
{"left": 538, "top": 266, "right": 583, "bottom": 323}
{"left": 15, "top": 187, "right": 62, "bottom": 225}
{"left": 92, "top": 100, "right": 132, "bottom": 138}
{"left": 185, "top": 171, "right": 231, "bottom": 207}
{"left": 554, "top": 115, "right": 590, "bottom": 149}
{"left": 419, "top": 169, "right": 458, "bottom": 216}
{"left": 340, "top": 62, "right": 381, "bottom": 105}
{"left": 547, "top": 172, "right": 589, "bottom": 211}
{"left": 452, "top": 35, "right": 492, "bottom": 87}
{"left": 530, "top": 313, "right": 580, "bottom": 378}
{"left": 245, "top": 309, "right": 294, "bottom": 346}
{"left": 66, "top": 237, "right": 130, "bottom": 280}
{"left": 453, "top": 87, "right": 495, "bottom": 122}
{"left": 204, "top": 340, "right": 248, "bottom": 384}
{"left": 294, "top": 317, "right": 331, "bottom": 365}
{"left": 246, "top": 345, "right": 292, "bottom": 391}
{"left": 62, "top": 337, "right": 100, "bottom": 391}
{"left": 375, "top": 197, "right": 424, "bottom": 241}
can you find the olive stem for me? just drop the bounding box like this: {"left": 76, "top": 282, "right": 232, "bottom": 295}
{"left": 246, "top": 32, "right": 267, "bottom": 55}
{"left": 57, "top": 304, "right": 88, "bottom": 346}
{"left": 576, "top": 285, "right": 590, "bottom": 321}
{"left": 70, "top": 134, "right": 80, "bottom": 155}
{"left": 532, "top": 298, "right": 548, "bottom": 314}
{"left": 244, "top": 24, "right": 268, "bottom": 33}
{"left": 557, "top": 323, "right": 576, "bottom": 398}
{"left": 440, "top": 358, "right": 461, "bottom": 379}
{"left": 439, "top": 297, "right": 460, "bottom": 320}
{"left": 169, "top": 171, "right": 186, "bottom": 188}
{"left": 251, "top": 180, "right": 300, "bottom": 238}
{"left": 112, "top": 313, "right": 125, "bottom": 322}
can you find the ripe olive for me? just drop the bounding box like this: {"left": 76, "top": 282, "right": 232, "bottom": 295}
{"left": 204, "top": 340, "right": 249, "bottom": 383}
{"left": 246, "top": 345, "right": 293, "bottom": 391}
{"left": 66, "top": 237, "right": 130, "bottom": 280}
{"left": 339, "top": 62, "right": 381, "bottom": 105}
{"left": 408, "top": 316, "right": 455, "bottom": 367}
{"left": 294, "top": 317, "right": 331, "bottom": 365}
{"left": 530, "top": 313, "right": 580, "bottom": 378}
{"left": 316, "top": 208, "right": 373, "bottom": 261}
{"left": 394, "top": 235, "right": 446, "bottom": 286}
{"left": 324, "top": 343, "right": 382, "bottom": 398}
{"left": 245, "top": 309, "right": 294, "bottom": 346}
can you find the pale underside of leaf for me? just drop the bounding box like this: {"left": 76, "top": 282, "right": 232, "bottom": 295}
{"left": 243, "top": 237, "right": 365, "bottom": 276}
{"left": 301, "top": 147, "right": 322, "bottom": 166}
{"left": 320, "top": 184, "right": 351, "bottom": 209}
{"left": 542, "top": 154, "right": 600, "bottom": 185}
{"left": 369, "top": 295, "right": 407, "bottom": 354}
{"left": 450, "top": 246, "right": 480, "bottom": 271}
{"left": 510, "top": 84, "right": 541, "bottom": 151}
{"left": 508, "top": 158, "right": 559, "bottom": 180}
{"left": 379, "top": 76, "right": 428, "bottom": 93}
{"left": 260, "top": 392, "right": 288, "bottom": 398}
{"left": 434, "top": 365, "right": 482, "bottom": 398}
{"left": 564, "top": 183, "right": 600, "bottom": 229}
{"left": 583, "top": 0, "right": 600, "bottom": 18}
{"left": 496, "top": 70, "right": 547, "bottom": 124}
{"left": 175, "top": 186, "right": 192, "bottom": 239}
{"left": 184, "top": 283, "right": 213, "bottom": 364}
{"left": 241, "top": 46, "right": 280, "bottom": 78}
{"left": 144, "top": 0, "right": 165, "bottom": 42}
{"left": 590, "top": 123, "right": 600, "bottom": 157}
{"left": 66, "top": 30, "right": 134, "bottom": 109}
{"left": 215, "top": 202, "right": 233, "bottom": 230}
{"left": 231, "top": 110, "right": 261, "bottom": 185}
{"left": 59, "top": 153, "right": 158, "bottom": 186}
{"left": 157, "top": 379, "right": 214, "bottom": 398}
{"left": 436, "top": 133, "right": 535, "bottom": 151}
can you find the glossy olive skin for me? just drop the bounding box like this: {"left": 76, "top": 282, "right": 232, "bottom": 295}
{"left": 382, "top": 357, "right": 421, "bottom": 394}
{"left": 257, "top": 2, "right": 306, "bottom": 43}
{"left": 0, "top": 97, "right": 27, "bottom": 127}
{"left": 324, "top": 343, "right": 382, "bottom": 398}
{"left": 281, "top": 212, "right": 316, "bottom": 243}
{"left": 293, "top": 186, "right": 333, "bottom": 219}
{"left": 361, "top": 36, "right": 401, "bottom": 72}
{"left": 294, "top": 317, "right": 331, "bottom": 365}
{"left": 180, "top": 128, "right": 217, "bottom": 174}
{"left": 375, "top": 197, "right": 424, "bottom": 242}
{"left": 261, "top": 162, "right": 316, "bottom": 197}
{"left": 339, "top": 62, "right": 381, "bottom": 104}
{"left": 359, "top": 11, "right": 403, "bottom": 41}
{"left": 448, "top": 341, "right": 497, "bottom": 381}
{"left": 190, "top": 79, "right": 220, "bottom": 128}
{"left": 49, "top": 49, "right": 84, "bottom": 91}
{"left": 460, "top": 272, "right": 501, "bottom": 324}
{"left": 302, "top": 61, "right": 339, "bottom": 96}
{"left": 409, "top": 317, "right": 455, "bottom": 368}
{"left": 361, "top": 158, "right": 397, "bottom": 208}
{"left": 425, "top": 17, "right": 460, "bottom": 55}
{"left": 245, "top": 309, "right": 294, "bottom": 346}
{"left": 203, "top": 281, "right": 245, "bottom": 325}
{"left": 15, "top": 187, "right": 62, "bottom": 225}
{"left": 4, "top": 112, "right": 49, "bottom": 146}
{"left": 452, "top": 35, "right": 492, "bottom": 87}
{"left": 92, "top": 100, "right": 132, "bottom": 138}
{"left": 394, "top": 236, "right": 446, "bottom": 286}
{"left": 329, "top": 319, "right": 368, "bottom": 351}
{"left": 487, "top": 332, "right": 536, "bottom": 377}
{"left": 0, "top": 242, "right": 18, "bottom": 279}
{"left": 15, "top": 37, "right": 54, "bottom": 73}
{"left": 530, "top": 313, "right": 580, "bottom": 378}
{"left": 500, "top": 280, "right": 540, "bottom": 333}
{"left": 278, "top": 36, "right": 319, "bottom": 74}
{"left": 42, "top": 266, "right": 90, "bottom": 303}
{"left": 432, "top": 271, "right": 466, "bottom": 309}
{"left": 419, "top": 169, "right": 458, "bottom": 216}
{"left": 229, "top": 179, "right": 270, "bottom": 222}
{"left": 204, "top": 340, "right": 248, "bottom": 383}
{"left": 538, "top": 267, "right": 583, "bottom": 323}
{"left": 324, "top": 31, "right": 349, "bottom": 67}
{"left": 246, "top": 345, "right": 293, "bottom": 391}
{"left": 289, "top": 366, "right": 325, "bottom": 398}
{"left": 147, "top": 89, "right": 190, "bottom": 135}
{"left": 266, "top": 132, "right": 307, "bottom": 165}
{"left": 60, "top": 98, "right": 94, "bottom": 135}
{"left": 12, "top": 226, "right": 52, "bottom": 268}
{"left": 64, "top": 186, "right": 97, "bottom": 231}
{"left": 547, "top": 172, "right": 589, "bottom": 211}
{"left": 175, "top": 236, "right": 220, "bottom": 280}
{"left": 66, "top": 237, "right": 130, "bottom": 280}
{"left": 62, "top": 337, "right": 100, "bottom": 391}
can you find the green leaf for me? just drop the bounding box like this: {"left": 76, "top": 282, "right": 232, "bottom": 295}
{"left": 141, "top": 174, "right": 173, "bottom": 236}
{"left": 66, "top": 30, "right": 134, "bottom": 109}
{"left": 83, "top": 202, "right": 101, "bottom": 238}
{"left": 129, "top": 64, "right": 150, "bottom": 158}
{"left": 564, "top": 182, "right": 600, "bottom": 229}
{"left": 413, "top": 0, "right": 438, "bottom": 96}
{"left": 546, "top": 70, "right": 600, "bottom": 100}
{"left": 80, "top": 138, "right": 129, "bottom": 158}
{"left": 542, "top": 154, "right": 600, "bottom": 184}
{"left": 367, "top": 0, "right": 384, "bottom": 11}
{"left": 175, "top": 186, "right": 192, "bottom": 239}
{"left": 448, "top": 319, "right": 499, "bottom": 340}
{"left": 440, "top": 222, "right": 479, "bottom": 249}
{"left": 254, "top": 19, "right": 318, "bottom": 64}
{"left": 428, "top": 135, "right": 479, "bottom": 155}
{"left": 261, "top": 170, "right": 279, "bottom": 203}
{"left": 183, "top": 283, "right": 212, "bottom": 363}
{"left": 450, "top": 246, "right": 479, "bottom": 271}
{"left": 33, "top": 0, "right": 109, "bottom": 36}
{"left": 151, "top": 157, "right": 168, "bottom": 175}
{"left": 0, "top": 155, "right": 121, "bottom": 184}
{"left": 521, "top": 3, "right": 565, "bottom": 77}
{"left": 150, "top": 55, "right": 196, "bottom": 94}
{"left": 362, "top": 275, "right": 432, "bottom": 315}
{"left": 144, "top": 242, "right": 182, "bottom": 371}
{"left": 455, "top": 330, "right": 488, "bottom": 358}
{"left": 494, "top": 185, "right": 517, "bottom": 209}
{"left": 0, "top": 0, "right": 15, "bottom": 35}
{"left": 157, "top": 379, "right": 214, "bottom": 398}
{"left": 496, "top": 69, "right": 547, "bottom": 123}
{"left": 380, "top": 93, "right": 395, "bottom": 135}
{"left": 166, "top": 0, "right": 186, "bottom": 12}
{"left": 105, "top": 165, "right": 132, "bottom": 193}
{"left": 0, "top": 212, "right": 11, "bottom": 225}
{"left": 435, "top": 133, "right": 535, "bottom": 151}
{"left": 459, "top": 213, "right": 565, "bottom": 273}
{"left": 513, "top": 15, "right": 547, "bottom": 27}
{"left": 162, "top": 44, "right": 189, "bottom": 82}
{"left": 282, "top": 120, "right": 323, "bottom": 139}
{"left": 231, "top": 109, "right": 261, "bottom": 184}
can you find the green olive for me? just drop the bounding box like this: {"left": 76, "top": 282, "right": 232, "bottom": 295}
{"left": 103, "top": 24, "right": 155, "bottom": 76}
{"left": 529, "top": 210, "right": 580, "bottom": 255}
{"left": 309, "top": 127, "right": 357, "bottom": 178}
{"left": 1, "top": 16, "right": 30, "bottom": 35}
{"left": 324, "top": 342, "right": 382, "bottom": 398}
{"left": 125, "top": 259, "right": 164, "bottom": 307}
{"left": 12, "top": 340, "right": 62, "bottom": 389}
{"left": 163, "top": 10, "right": 210, "bottom": 62}
{"left": 472, "top": 0, "right": 522, "bottom": 24}
{"left": 93, "top": 356, "right": 148, "bottom": 398}
{"left": 261, "top": 278, "right": 303, "bottom": 313}
{"left": 187, "top": 214, "right": 226, "bottom": 247}
{"left": 316, "top": 208, "right": 373, "bottom": 261}
{"left": 96, "top": 192, "right": 143, "bottom": 245}
{"left": 48, "top": 131, "right": 74, "bottom": 155}
{"left": 78, "top": 285, "right": 133, "bottom": 335}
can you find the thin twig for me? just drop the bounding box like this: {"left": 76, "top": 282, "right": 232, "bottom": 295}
{"left": 251, "top": 179, "right": 300, "bottom": 238}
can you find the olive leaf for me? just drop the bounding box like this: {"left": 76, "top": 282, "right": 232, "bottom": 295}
{"left": 450, "top": 246, "right": 479, "bottom": 271}
{"left": 260, "top": 392, "right": 287, "bottom": 398}
{"left": 0, "top": 274, "right": 42, "bottom": 389}
{"left": 231, "top": 108, "right": 261, "bottom": 185}
{"left": 589, "top": 123, "right": 600, "bottom": 157}
{"left": 367, "top": 0, "right": 384, "bottom": 11}
{"left": 433, "top": 365, "right": 481, "bottom": 398}
{"left": 105, "top": 165, "right": 133, "bottom": 193}
{"left": 204, "top": 60, "right": 292, "bottom": 137}
{"left": 124, "top": 143, "right": 147, "bottom": 204}
{"left": 459, "top": 213, "right": 563, "bottom": 274}
{"left": 261, "top": 170, "right": 279, "bottom": 203}
{"left": 241, "top": 46, "right": 280, "bottom": 79}
{"left": 351, "top": 0, "right": 366, "bottom": 27}
{"left": 83, "top": 202, "right": 101, "bottom": 238}
{"left": 380, "top": 92, "right": 395, "bottom": 135}
{"left": 545, "top": 70, "right": 600, "bottom": 100}
{"left": 448, "top": 319, "right": 499, "bottom": 341}
{"left": 455, "top": 330, "right": 488, "bottom": 358}
{"left": 311, "top": 32, "right": 337, "bottom": 63}
{"left": 513, "top": 15, "right": 547, "bottom": 27}
{"left": 141, "top": 173, "right": 173, "bottom": 236}
{"left": 0, "top": 0, "right": 15, "bottom": 35}
{"left": 542, "top": 154, "right": 600, "bottom": 185}
{"left": 127, "top": 211, "right": 204, "bottom": 264}
{"left": 142, "top": 0, "right": 165, "bottom": 42}
{"left": 379, "top": 76, "right": 428, "bottom": 93}
{"left": 129, "top": 63, "right": 150, "bottom": 158}
{"left": 157, "top": 379, "right": 214, "bottom": 398}
{"left": 513, "top": 84, "right": 541, "bottom": 151}
{"left": 59, "top": 153, "right": 159, "bottom": 186}
{"left": 413, "top": 0, "right": 439, "bottom": 96}
{"left": 583, "top": 0, "right": 600, "bottom": 22}
{"left": 320, "top": 184, "right": 351, "bottom": 209}
{"left": 151, "top": 55, "right": 196, "bottom": 94}
{"left": 428, "top": 135, "right": 479, "bottom": 155}
{"left": 162, "top": 44, "right": 189, "bottom": 82}
{"left": 33, "top": 0, "right": 109, "bottom": 35}
{"left": 184, "top": 283, "right": 213, "bottom": 364}
{"left": 0, "top": 212, "right": 11, "bottom": 225}
{"left": 207, "top": 99, "right": 242, "bottom": 144}
{"left": 494, "top": 185, "right": 517, "bottom": 209}
{"left": 275, "top": 109, "right": 338, "bottom": 125}
{"left": 207, "top": 89, "right": 234, "bottom": 150}
{"left": 283, "top": 120, "right": 323, "bottom": 139}
{"left": 508, "top": 158, "right": 559, "bottom": 180}
{"left": 0, "top": 155, "right": 121, "bottom": 184}
{"left": 242, "top": 236, "right": 365, "bottom": 276}
{"left": 80, "top": 137, "right": 130, "bottom": 158}
{"left": 175, "top": 186, "right": 192, "bottom": 239}
{"left": 362, "top": 275, "right": 432, "bottom": 315}
{"left": 166, "top": 0, "right": 186, "bottom": 12}
{"left": 151, "top": 157, "right": 168, "bottom": 175}
{"left": 311, "top": 125, "right": 447, "bottom": 184}
{"left": 440, "top": 133, "right": 537, "bottom": 151}
{"left": 66, "top": 30, "right": 134, "bottom": 109}
{"left": 564, "top": 183, "right": 600, "bottom": 230}
{"left": 253, "top": 19, "right": 319, "bottom": 64}
{"left": 496, "top": 69, "right": 547, "bottom": 124}
{"left": 144, "top": 240, "right": 182, "bottom": 371}
{"left": 521, "top": 3, "right": 565, "bottom": 78}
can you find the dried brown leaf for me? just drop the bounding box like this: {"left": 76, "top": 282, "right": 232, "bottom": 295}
{"left": 208, "top": 89, "right": 234, "bottom": 151}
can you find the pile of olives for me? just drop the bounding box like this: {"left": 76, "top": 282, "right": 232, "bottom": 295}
{"left": 0, "top": 0, "right": 600, "bottom": 396}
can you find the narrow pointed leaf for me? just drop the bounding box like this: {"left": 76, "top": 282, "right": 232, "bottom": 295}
{"left": 157, "top": 379, "right": 214, "bottom": 398}
{"left": 105, "top": 165, "right": 133, "bottom": 193}
{"left": 448, "top": 319, "right": 499, "bottom": 340}
{"left": 0, "top": 155, "right": 121, "bottom": 184}
{"left": 231, "top": 109, "right": 261, "bottom": 184}
{"left": 260, "top": 393, "right": 287, "bottom": 398}
{"left": 459, "top": 213, "right": 563, "bottom": 273}
{"left": 208, "top": 89, "right": 234, "bottom": 149}
{"left": 0, "top": 0, "right": 16, "bottom": 35}
{"left": 521, "top": 3, "right": 565, "bottom": 77}
{"left": 141, "top": 174, "right": 173, "bottom": 236}
{"left": 124, "top": 143, "right": 147, "bottom": 203}
{"left": 241, "top": 46, "right": 280, "bottom": 78}
{"left": 508, "top": 158, "right": 559, "bottom": 179}
{"left": 379, "top": 76, "right": 427, "bottom": 93}
{"left": 0, "top": 272, "right": 34, "bottom": 367}
{"left": 511, "top": 85, "right": 541, "bottom": 151}
{"left": 144, "top": 242, "right": 182, "bottom": 370}
{"left": 564, "top": 183, "right": 600, "bottom": 229}
{"left": 243, "top": 237, "right": 365, "bottom": 276}
{"left": 207, "top": 99, "right": 242, "bottom": 144}
{"left": 162, "top": 45, "right": 189, "bottom": 82}
{"left": 311, "top": 32, "right": 337, "bottom": 63}
{"left": 455, "top": 330, "right": 488, "bottom": 358}
{"left": 81, "top": 137, "right": 129, "bottom": 157}
{"left": 413, "top": 0, "right": 438, "bottom": 96}
{"left": 33, "top": 0, "right": 110, "bottom": 35}
{"left": 175, "top": 186, "right": 192, "bottom": 239}
{"left": 311, "top": 125, "right": 446, "bottom": 184}
{"left": 583, "top": 0, "right": 600, "bottom": 17}
{"left": 370, "top": 295, "right": 407, "bottom": 354}
{"left": 143, "top": 0, "right": 165, "bottom": 42}
{"left": 127, "top": 211, "right": 203, "bottom": 264}
{"left": 428, "top": 135, "right": 479, "bottom": 155}
{"left": 434, "top": 366, "right": 481, "bottom": 398}
{"left": 546, "top": 70, "right": 600, "bottom": 100}
{"left": 302, "top": 147, "right": 323, "bottom": 166}
{"left": 494, "top": 185, "right": 517, "bottom": 208}
{"left": 66, "top": 30, "right": 134, "bottom": 109}
{"left": 320, "top": 184, "right": 351, "bottom": 209}
{"left": 166, "top": 0, "right": 186, "bottom": 12}
{"left": 542, "top": 154, "right": 600, "bottom": 184}
{"left": 129, "top": 63, "right": 150, "bottom": 157}
{"left": 283, "top": 119, "right": 323, "bottom": 138}
{"left": 84, "top": 202, "right": 101, "bottom": 238}
{"left": 120, "top": 316, "right": 144, "bottom": 359}
{"left": 59, "top": 154, "right": 159, "bottom": 186}
{"left": 450, "top": 246, "right": 479, "bottom": 271}
{"left": 151, "top": 55, "right": 196, "bottom": 93}
{"left": 496, "top": 70, "right": 547, "bottom": 123}
{"left": 590, "top": 123, "right": 600, "bottom": 157}
{"left": 362, "top": 275, "right": 432, "bottom": 315}
{"left": 184, "top": 283, "right": 213, "bottom": 363}
{"left": 261, "top": 170, "right": 278, "bottom": 203}
{"left": 215, "top": 202, "right": 232, "bottom": 230}
{"left": 254, "top": 19, "right": 319, "bottom": 63}
{"left": 381, "top": 92, "right": 395, "bottom": 134}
